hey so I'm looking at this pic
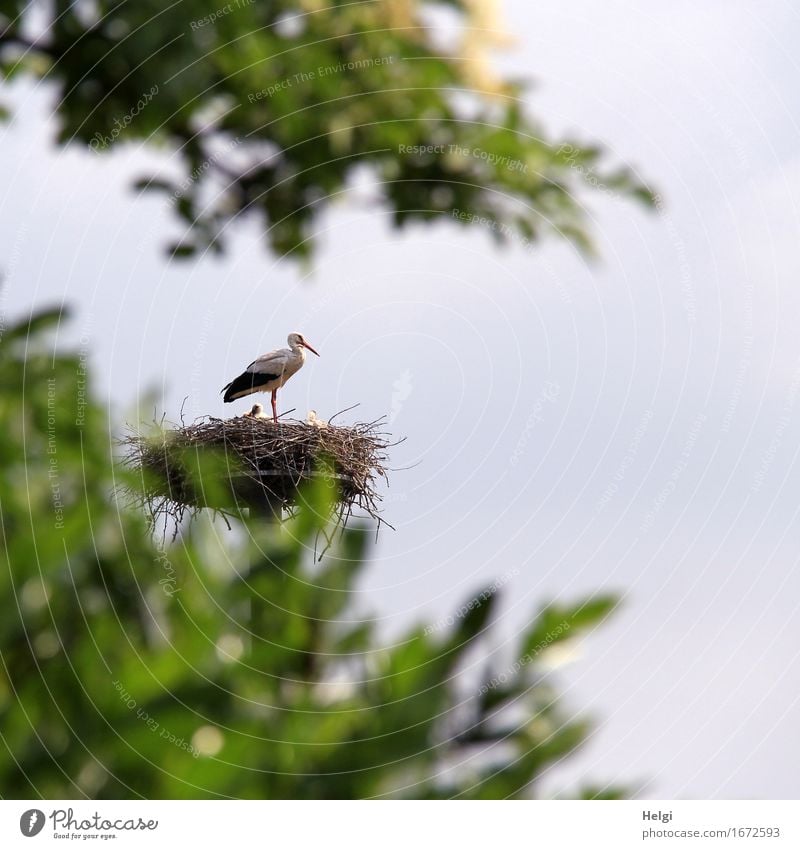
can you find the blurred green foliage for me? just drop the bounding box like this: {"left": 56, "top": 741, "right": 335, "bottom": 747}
{"left": 0, "top": 0, "right": 652, "bottom": 260}
{"left": 0, "top": 307, "right": 625, "bottom": 798}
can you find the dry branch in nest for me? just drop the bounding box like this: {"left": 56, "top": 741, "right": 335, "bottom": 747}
{"left": 120, "top": 411, "right": 395, "bottom": 533}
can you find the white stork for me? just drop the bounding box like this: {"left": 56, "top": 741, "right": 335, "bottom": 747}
{"left": 222, "top": 332, "right": 319, "bottom": 423}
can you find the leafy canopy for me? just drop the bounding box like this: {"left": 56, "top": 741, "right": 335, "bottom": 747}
{"left": 0, "top": 0, "right": 652, "bottom": 260}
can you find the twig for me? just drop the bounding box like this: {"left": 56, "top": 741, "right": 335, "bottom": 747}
{"left": 327, "top": 403, "right": 361, "bottom": 424}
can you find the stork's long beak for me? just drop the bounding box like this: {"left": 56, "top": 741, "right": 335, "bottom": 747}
{"left": 302, "top": 340, "right": 320, "bottom": 356}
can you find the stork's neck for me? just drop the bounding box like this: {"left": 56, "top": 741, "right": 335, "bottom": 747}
{"left": 290, "top": 342, "right": 305, "bottom": 360}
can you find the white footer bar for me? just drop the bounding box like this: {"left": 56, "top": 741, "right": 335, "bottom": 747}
{"left": 2, "top": 800, "right": 797, "bottom": 848}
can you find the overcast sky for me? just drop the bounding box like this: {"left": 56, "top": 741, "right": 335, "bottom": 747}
{"left": 2, "top": 0, "right": 799, "bottom": 798}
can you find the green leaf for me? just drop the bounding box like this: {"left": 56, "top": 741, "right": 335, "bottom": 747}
{"left": 519, "top": 593, "right": 618, "bottom": 658}
{"left": 132, "top": 177, "right": 177, "bottom": 195}
{"left": 450, "top": 586, "right": 498, "bottom": 646}
{"left": 1, "top": 306, "right": 67, "bottom": 346}
{"left": 569, "top": 594, "right": 619, "bottom": 629}
{"left": 167, "top": 242, "right": 196, "bottom": 259}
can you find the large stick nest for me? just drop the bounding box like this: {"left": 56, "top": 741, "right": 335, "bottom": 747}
{"left": 121, "top": 411, "right": 394, "bottom": 529}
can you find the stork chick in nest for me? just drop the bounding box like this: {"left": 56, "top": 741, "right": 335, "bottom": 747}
{"left": 222, "top": 332, "right": 320, "bottom": 423}
{"left": 306, "top": 410, "right": 328, "bottom": 428}
{"left": 242, "top": 403, "right": 268, "bottom": 419}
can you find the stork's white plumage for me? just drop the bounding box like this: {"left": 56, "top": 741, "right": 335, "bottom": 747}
{"left": 306, "top": 410, "right": 328, "bottom": 428}
{"left": 242, "top": 403, "right": 267, "bottom": 419}
{"left": 222, "top": 332, "right": 319, "bottom": 423}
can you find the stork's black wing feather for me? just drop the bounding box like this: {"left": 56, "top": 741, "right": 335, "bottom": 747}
{"left": 221, "top": 370, "right": 279, "bottom": 403}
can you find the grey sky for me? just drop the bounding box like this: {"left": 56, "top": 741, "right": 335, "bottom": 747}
{"left": 2, "top": 0, "right": 799, "bottom": 798}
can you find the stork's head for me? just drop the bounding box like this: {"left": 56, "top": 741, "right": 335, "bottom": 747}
{"left": 288, "top": 332, "right": 320, "bottom": 356}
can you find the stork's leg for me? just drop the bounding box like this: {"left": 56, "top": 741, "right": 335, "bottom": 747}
{"left": 271, "top": 389, "right": 278, "bottom": 424}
